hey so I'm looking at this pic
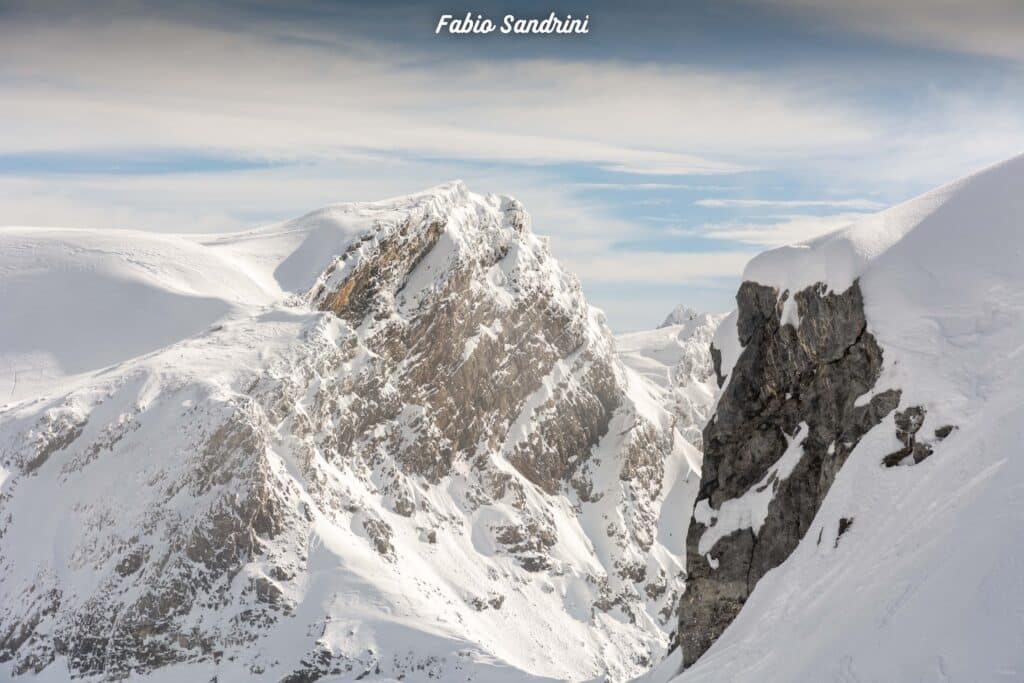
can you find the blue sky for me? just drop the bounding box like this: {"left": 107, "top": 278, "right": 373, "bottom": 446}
{"left": 1, "top": 0, "right": 1023, "bottom": 330}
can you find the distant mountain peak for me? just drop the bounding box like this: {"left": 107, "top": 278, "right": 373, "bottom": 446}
{"left": 618, "top": 308, "right": 725, "bottom": 451}
{"left": 659, "top": 304, "right": 703, "bottom": 328}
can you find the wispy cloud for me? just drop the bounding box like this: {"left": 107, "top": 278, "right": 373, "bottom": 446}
{"left": 695, "top": 198, "right": 883, "bottom": 210}
{"left": 679, "top": 212, "right": 867, "bottom": 247}
{"left": 572, "top": 182, "right": 737, "bottom": 191}
{"left": 769, "top": 0, "right": 1024, "bottom": 62}
{"left": 566, "top": 251, "right": 757, "bottom": 286}
{"left": 0, "top": 15, "right": 876, "bottom": 175}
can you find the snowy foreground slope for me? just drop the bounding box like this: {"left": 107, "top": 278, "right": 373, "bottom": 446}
{"left": 0, "top": 183, "right": 703, "bottom": 682}
{"left": 669, "top": 154, "right": 1024, "bottom": 681}
{"left": 615, "top": 309, "right": 724, "bottom": 450}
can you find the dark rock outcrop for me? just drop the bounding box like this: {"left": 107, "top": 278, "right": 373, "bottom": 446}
{"left": 834, "top": 516, "right": 854, "bottom": 548}
{"left": 678, "top": 279, "right": 900, "bottom": 667}
{"left": 882, "top": 406, "right": 933, "bottom": 466}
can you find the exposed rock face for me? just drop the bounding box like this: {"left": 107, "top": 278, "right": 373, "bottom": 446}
{"left": 308, "top": 200, "right": 619, "bottom": 496}
{"left": 0, "top": 184, "right": 700, "bottom": 682}
{"left": 882, "top": 406, "right": 933, "bottom": 466}
{"left": 677, "top": 279, "right": 901, "bottom": 667}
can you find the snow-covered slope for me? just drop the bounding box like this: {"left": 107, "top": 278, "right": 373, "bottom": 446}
{"left": 616, "top": 310, "right": 724, "bottom": 450}
{"left": 674, "top": 153, "right": 1024, "bottom": 680}
{"left": 0, "top": 211, "right": 368, "bottom": 404}
{"left": 0, "top": 183, "right": 702, "bottom": 682}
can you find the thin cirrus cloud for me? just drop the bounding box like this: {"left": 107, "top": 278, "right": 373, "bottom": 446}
{"left": 572, "top": 182, "right": 740, "bottom": 192}
{"left": 695, "top": 198, "right": 884, "bottom": 210}
{"left": 768, "top": 0, "right": 1024, "bottom": 62}
{"left": 0, "top": 14, "right": 877, "bottom": 175}
{"left": 679, "top": 212, "right": 869, "bottom": 247}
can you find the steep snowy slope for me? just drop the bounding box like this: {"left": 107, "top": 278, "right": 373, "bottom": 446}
{"left": 674, "top": 153, "right": 1024, "bottom": 680}
{"left": 0, "top": 183, "right": 702, "bottom": 682}
{"left": 616, "top": 309, "right": 725, "bottom": 449}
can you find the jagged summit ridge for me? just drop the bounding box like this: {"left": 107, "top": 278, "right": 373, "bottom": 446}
{"left": 0, "top": 184, "right": 701, "bottom": 682}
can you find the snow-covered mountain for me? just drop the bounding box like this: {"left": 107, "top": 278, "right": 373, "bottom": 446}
{"left": 6, "top": 151, "right": 1023, "bottom": 683}
{"left": 656, "top": 306, "right": 703, "bottom": 330}
{"left": 0, "top": 183, "right": 702, "bottom": 682}
{"left": 668, "top": 153, "right": 1024, "bottom": 680}
{"left": 616, "top": 310, "right": 725, "bottom": 450}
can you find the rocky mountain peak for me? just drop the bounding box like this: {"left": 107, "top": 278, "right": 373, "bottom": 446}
{"left": 0, "top": 184, "right": 701, "bottom": 682}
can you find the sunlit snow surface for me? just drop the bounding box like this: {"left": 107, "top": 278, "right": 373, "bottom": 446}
{"left": 674, "top": 154, "right": 1024, "bottom": 681}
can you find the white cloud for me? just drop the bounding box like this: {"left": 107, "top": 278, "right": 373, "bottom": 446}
{"left": 769, "top": 0, "right": 1024, "bottom": 62}
{"left": 0, "top": 15, "right": 876, "bottom": 174}
{"left": 682, "top": 212, "right": 868, "bottom": 247}
{"left": 695, "top": 198, "right": 883, "bottom": 210}
{"left": 565, "top": 251, "right": 756, "bottom": 286}
{"left": 571, "top": 182, "right": 734, "bottom": 191}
